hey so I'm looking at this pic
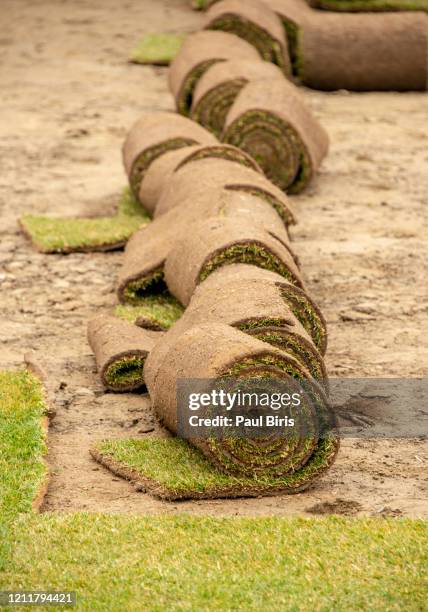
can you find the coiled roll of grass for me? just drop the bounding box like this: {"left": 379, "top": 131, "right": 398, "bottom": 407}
{"left": 87, "top": 315, "right": 161, "bottom": 392}
{"left": 155, "top": 157, "right": 295, "bottom": 225}
{"left": 168, "top": 30, "right": 260, "bottom": 116}
{"left": 117, "top": 187, "right": 297, "bottom": 304}
{"left": 164, "top": 216, "right": 303, "bottom": 306}
{"left": 191, "top": 59, "right": 284, "bottom": 137}
{"left": 139, "top": 143, "right": 259, "bottom": 215}
{"left": 223, "top": 78, "right": 329, "bottom": 192}
{"left": 203, "top": 0, "right": 291, "bottom": 74}
{"left": 145, "top": 322, "right": 338, "bottom": 483}
{"left": 122, "top": 112, "right": 217, "bottom": 201}
{"left": 264, "top": 0, "right": 428, "bottom": 90}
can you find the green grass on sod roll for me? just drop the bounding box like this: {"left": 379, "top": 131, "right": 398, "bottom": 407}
{"left": 208, "top": 18, "right": 287, "bottom": 73}
{"left": 130, "top": 33, "right": 187, "bottom": 65}
{"left": 20, "top": 188, "right": 150, "bottom": 254}
{"left": 114, "top": 295, "right": 184, "bottom": 330}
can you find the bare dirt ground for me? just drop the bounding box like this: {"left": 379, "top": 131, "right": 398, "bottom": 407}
{"left": 1, "top": 0, "right": 427, "bottom": 518}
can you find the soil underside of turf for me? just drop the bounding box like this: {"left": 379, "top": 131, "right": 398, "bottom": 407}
{"left": 1, "top": 0, "right": 427, "bottom": 517}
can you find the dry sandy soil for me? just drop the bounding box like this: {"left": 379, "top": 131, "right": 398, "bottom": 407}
{"left": 1, "top": 0, "right": 427, "bottom": 518}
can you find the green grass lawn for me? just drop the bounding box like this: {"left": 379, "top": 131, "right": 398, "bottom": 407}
{"left": 0, "top": 370, "right": 48, "bottom": 569}
{"left": 20, "top": 189, "right": 149, "bottom": 253}
{"left": 2, "top": 514, "right": 426, "bottom": 610}
{"left": 1, "top": 370, "right": 427, "bottom": 610}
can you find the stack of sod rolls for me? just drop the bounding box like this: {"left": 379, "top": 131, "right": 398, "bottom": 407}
{"left": 169, "top": 5, "right": 330, "bottom": 191}
{"left": 87, "top": 109, "right": 338, "bottom": 491}
{"left": 89, "top": 1, "right": 343, "bottom": 489}
{"left": 117, "top": 132, "right": 299, "bottom": 303}
{"left": 188, "top": 0, "right": 427, "bottom": 91}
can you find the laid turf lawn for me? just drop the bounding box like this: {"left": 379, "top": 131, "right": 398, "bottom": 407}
{"left": 1, "top": 514, "right": 427, "bottom": 610}
{"left": 130, "top": 33, "right": 187, "bottom": 64}
{"left": 20, "top": 188, "right": 149, "bottom": 253}
{"left": 0, "top": 370, "right": 48, "bottom": 568}
{"left": 1, "top": 370, "right": 427, "bottom": 610}
{"left": 114, "top": 294, "right": 183, "bottom": 330}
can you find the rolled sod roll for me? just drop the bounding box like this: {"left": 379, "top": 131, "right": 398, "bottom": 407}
{"left": 260, "top": 0, "right": 308, "bottom": 76}
{"left": 138, "top": 143, "right": 259, "bottom": 215}
{"left": 263, "top": 0, "right": 428, "bottom": 90}
{"left": 143, "top": 265, "right": 327, "bottom": 395}
{"left": 309, "top": 0, "right": 428, "bottom": 12}
{"left": 138, "top": 146, "right": 199, "bottom": 216}
{"left": 203, "top": 0, "right": 291, "bottom": 74}
{"left": 188, "top": 268, "right": 327, "bottom": 382}
{"left": 164, "top": 216, "right": 304, "bottom": 306}
{"left": 122, "top": 112, "right": 217, "bottom": 199}
{"left": 223, "top": 78, "right": 329, "bottom": 192}
{"left": 155, "top": 158, "right": 296, "bottom": 226}
{"left": 87, "top": 315, "right": 161, "bottom": 392}
{"left": 143, "top": 267, "right": 327, "bottom": 390}
{"left": 301, "top": 11, "right": 428, "bottom": 90}
{"left": 206, "top": 264, "right": 328, "bottom": 354}
{"left": 191, "top": 59, "right": 284, "bottom": 137}
{"left": 144, "top": 322, "right": 338, "bottom": 481}
{"left": 168, "top": 30, "right": 260, "bottom": 116}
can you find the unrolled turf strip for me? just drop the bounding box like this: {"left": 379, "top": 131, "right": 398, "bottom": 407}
{"left": 117, "top": 186, "right": 298, "bottom": 304}
{"left": 191, "top": 59, "right": 284, "bottom": 137}
{"left": 122, "top": 112, "right": 217, "bottom": 200}
{"left": 140, "top": 144, "right": 261, "bottom": 215}
{"left": 87, "top": 315, "right": 162, "bottom": 392}
{"left": 309, "top": 0, "right": 428, "bottom": 12}
{"left": 203, "top": 0, "right": 291, "bottom": 74}
{"left": 155, "top": 157, "right": 295, "bottom": 225}
{"left": 20, "top": 188, "right": 149, "bottom": 254}
{"left": 223, "top": 77, "right": 329, "bottom": 192}
{"left": 168, "top": 30, "right": 260, "bottom": 116}
{"left": 129, "top": 33, "right": 187, "bottom": 65}
{"left": 263, "top": 0, "right": 428, "bottom": 90}
{"left": 144, "top": 321, "right": 338, "bottom": 483}
{"left": 164, "top": 215, "right": 303, "bottom": 306}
